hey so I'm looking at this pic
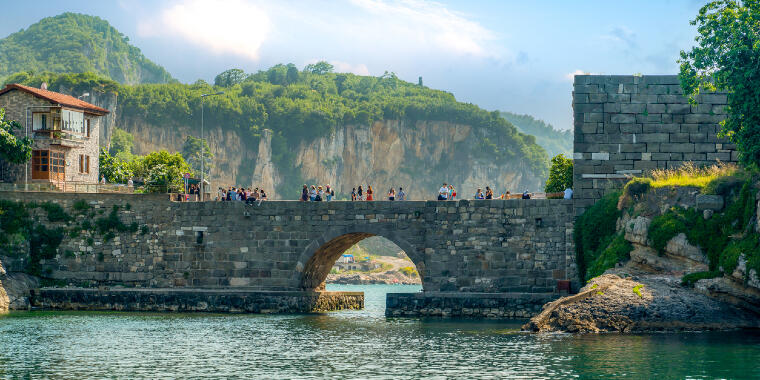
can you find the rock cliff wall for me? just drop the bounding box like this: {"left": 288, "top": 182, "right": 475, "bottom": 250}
{"left": 118, "top": 118, "right": 544, "bottom": 200}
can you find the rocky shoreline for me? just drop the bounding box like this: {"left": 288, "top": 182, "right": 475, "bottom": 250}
{"left": 526, "top": 185, "right": 760, "bottom": 334}
{"left": 326, "top": 271, "right": 421, "bottom": 285}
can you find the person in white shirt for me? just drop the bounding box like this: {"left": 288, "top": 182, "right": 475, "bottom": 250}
{"left": 564, "top": 187, "right": 573, "bottom": 199}
{"left": 398, "top": 187, "right": 406, "bottom": 201}
{"left": 438, "top": 183, "right": 448, "bottom": 200}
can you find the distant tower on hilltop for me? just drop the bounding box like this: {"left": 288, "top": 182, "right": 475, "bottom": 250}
{"left": 418, "top": 76, "right": 423, "bottom": 86}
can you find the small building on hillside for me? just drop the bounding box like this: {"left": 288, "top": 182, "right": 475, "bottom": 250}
{"left": 0, "top": 83, "right": 109, "bottom": 186}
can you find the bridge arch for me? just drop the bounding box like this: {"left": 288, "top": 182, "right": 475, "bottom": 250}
{"left": 295, "top": 225, "right": 425, "bottom": 291}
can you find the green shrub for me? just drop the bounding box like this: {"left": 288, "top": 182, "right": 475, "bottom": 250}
{"left": 681, "top": 271, "right": 722, "bottom": 287}
{"left": 140, "top": 225, "right": 149, "bottom": 235}
{"left": 648, "top": 210, "right": 688, "bottom": 254}
{"left": 544, "top": 154, "right": 573, "bottom": 193}
{"left": 585, "top": 233, "right": 633, "bottom": 281}
{"left": 623, "top": 177, "right": 652, "bottom": 199}
{"left": 574, "top": 191, "right": 623, "bottom": 284}
{"left": 72, "top": 199, "right": 91, "bottom": 213}
{"left": 39, "top": 201, "right": 71, "bottom": 222}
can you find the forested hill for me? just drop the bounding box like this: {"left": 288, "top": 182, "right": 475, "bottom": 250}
{"left": 500, "top": 112, "right": 572, "bottom": 158}
{"left": 0, "top": 13, "right": 173, "bottom": 85}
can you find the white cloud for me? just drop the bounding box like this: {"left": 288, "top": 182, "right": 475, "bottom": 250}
{"left": 138, "top": 0, "right": 271, "bottom": 60}
{"left": 565, "top": 69, "right": 602, "bottom": 81}
{"left": 348, "top": 0, "right": 496, "bottom": 57}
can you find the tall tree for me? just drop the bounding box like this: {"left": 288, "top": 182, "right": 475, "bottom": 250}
{"left": 544, "top": 154, "right": 573, "bottom": 193}
{"left": 679, "top": 0, "right": 760, "bottom": 169}
{"left": 304, "top": 61, "right": 334, "bottom": 75}
{"left": 286, "top": 63, "right": 299, "bottom": 85}
{"left": 109, "top": 127, "right": 134, "bottom": 159}
{"left": 0, "top": 108, "right": 32, "bottom": 164}
{"left": 214, "top": 68, "right": 246, "bottom": 87}
{"left": 181, "top": 135, "right": 214, "bottom": 179}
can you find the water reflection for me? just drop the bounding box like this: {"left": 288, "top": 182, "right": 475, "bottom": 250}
{"left": 0, "top": 284, "right": 758, "bottom": 379}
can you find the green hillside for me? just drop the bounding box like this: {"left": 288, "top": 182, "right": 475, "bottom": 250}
{"left": 500, "top": 111, "right": 572, "bottom": 158}
{"left": 4, "top": 67, "right": 550, "bottom": 193}
{"left": 0, "top": 13, "right": 173, "bottom": 85}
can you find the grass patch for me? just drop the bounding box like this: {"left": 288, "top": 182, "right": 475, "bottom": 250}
{"left": 649, "top": 162, "right": 739, "bottom": 189}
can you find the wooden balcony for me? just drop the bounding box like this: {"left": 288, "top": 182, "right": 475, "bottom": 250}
{"left": 33, "top": 129, "right": 86, "bottom": 148}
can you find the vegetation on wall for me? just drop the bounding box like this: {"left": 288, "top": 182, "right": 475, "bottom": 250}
{"left": 679, "top": 0, "right": 760, "bottom": 170}
{"left": 0, "top": 13, "right": 173, "bottom": 85}
{"left": 574, "top": 191, "right": 628, "bottom": 283}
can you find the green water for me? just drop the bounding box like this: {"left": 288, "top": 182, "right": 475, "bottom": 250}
{"left": 1, "top": 284, "right": 759, "bottom": 379}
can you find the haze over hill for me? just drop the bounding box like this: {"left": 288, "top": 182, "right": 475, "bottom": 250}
{"left": 0, "top": 13, "right": 555, "bottom": 198}
{"left": 500, "top": 112, "right": 572, "bottom": 158}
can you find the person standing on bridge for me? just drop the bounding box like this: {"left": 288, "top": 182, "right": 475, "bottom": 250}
{"left": 309, "top": 185, "right": 317, "bottom": 201}
{"left": 351, "top": 187, "right": 357, "bottom": 201}
{"left": 398, "top": 187, "right": 406, "bottom": 201}
{"left": 485, "top": 187, "right": 493, "bottom": 200}
{"left": 366, "top": 185, "right": 374, "bottom": 201}
{"left": 475, "top": 188, "right": 485, "bottom": 199}
{"left": 388, "top": 188, "right": 396, "bottom": 201}
{"left": 301, "top": 185, "right": 308, "bottom": 202}
{"left": 358, "top": 185, "right": 364, "bottom": 201}
{"left": 438, "top": 183, "right": 448, "bottom": 200}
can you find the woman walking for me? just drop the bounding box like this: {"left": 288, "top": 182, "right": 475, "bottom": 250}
{"left": 358, "top": 185, "right": 364, "bottom": 201}
{"left": 351, "top": 187, "right": 357, "bottom": 201}
{"left": 388, "top": 188, "right": 396, "bottom": 201}
{"left": 366, "top": 185, "right": 374, "bottom": 201}
{"left": 485, "top": 186, "right": 493, "bottom": 200}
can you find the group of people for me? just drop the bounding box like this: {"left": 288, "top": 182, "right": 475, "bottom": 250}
{"left": 437, "top": 182, "right": 537, "bottom": 200}
{"left": 218, "top": 186, "right": 268, "bottom": 205}
{"left": 299, "top": 184, "right": 408, "bottom": 201}
{"left": 301, "top": 184, "right": 336, "bottom": 202}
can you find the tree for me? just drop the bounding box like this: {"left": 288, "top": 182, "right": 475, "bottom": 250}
{"left": 679, "top": 1, "right": 760, "bottom": 169}
{"left": 286, "top": 63, "right": 299, "bottom": 85}
{"left": 0, "top": 108, "right": 32, "bottom": 164}
{"left": 304, "top": 61, "right": 334, "bottom": 75}
{"left": 214, "top": 68, "right": 246, "bottom": 87}
{"left": 544, "top": 154, "right": 573, "bottom": 192}
{"left": 99, "top": 148, "right": 133, "bottom": 184}
{"left": 133, "top": 150, "right": 191, "bottom": 193}
{"left": 181, "top": 135, "right": 214, "bottom": 179}
{"left": 109, "top": 127, "right": 134, "bottom": 159}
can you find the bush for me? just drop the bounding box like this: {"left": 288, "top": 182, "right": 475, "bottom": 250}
{"left": 72, "top": 199, "right": 91, "bottom": 213}
{"left": 585, "top": 233, "right": 633, "bottom": 281}
{"left": 623, "top": 177, "right": 652, "bottom": 198}
{"left": 574, "top": 191, "right": 623, "bottom": 284}
{"left": 648, "top": 210, "right": 688, "bottom": 254}
{"left": 399, "top": 266, "right": 419, "bottom": 277}
{"left": 39, "top": 201, "right": 71, "bottom": 222}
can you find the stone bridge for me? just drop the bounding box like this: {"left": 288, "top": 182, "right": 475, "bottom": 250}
{"left": 1, "top": 192, "right": 575, "bottom": 317}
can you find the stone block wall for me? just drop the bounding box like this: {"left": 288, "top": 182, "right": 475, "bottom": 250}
{"left": 573, "top": 75, "right": 737, "bottom": 215}
{"left": 0, "top": 192, "right": 576, "bottom": 295}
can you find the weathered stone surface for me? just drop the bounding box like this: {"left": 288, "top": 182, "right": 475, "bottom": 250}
{"left": 624, "top": 216, "right": 651, "bottom": 245}
{"left": 696, "top": 194, "right": 724, "bottom": 211}
{"left": 35, "top": 288, "right": 364, "bottom": 313}
{"left": 386, "top": 292, "right": 555, "bottom": 319}
{"left": 665, "top": 233, "right": 706, "bottom": 264}
{"left": 524, "top": 274, "right": 760, "bottom": 333}
{"left": 0, "top": 192, "right": 577, "bottom": 317}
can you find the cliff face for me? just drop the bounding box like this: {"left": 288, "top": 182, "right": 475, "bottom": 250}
{"left": 117, "top": 117, "right": 544, "bottom": 200}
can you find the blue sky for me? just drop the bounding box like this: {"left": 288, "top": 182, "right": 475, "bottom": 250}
{"left": 0, "top": 0, "right": 709, "bottom": 130}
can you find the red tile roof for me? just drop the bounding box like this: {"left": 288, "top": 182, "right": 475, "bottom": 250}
{"left": 0, "top": 83, "right": 110, "bottom": 115}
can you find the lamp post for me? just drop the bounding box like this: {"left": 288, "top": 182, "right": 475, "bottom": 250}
{"left": 200, "top": 91, "right": 223, "bottom": 200}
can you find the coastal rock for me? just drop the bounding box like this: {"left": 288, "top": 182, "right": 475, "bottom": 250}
{"left": 524, "top": 274, "right": 760, "bottom": 333}
{"left": 0, "top": 280, "right": 8, "bottom": 313}
{"left": 327, "top": 271, "right": 421, "bottom": 285}
{"left": 665, "top": 233, "right": 707, "bottom": 264}
{"left": 0, "top": 272, "right": 40, "bottom": 310}
{"left": 624, "top": 216, "right": 651, "bottom": 245}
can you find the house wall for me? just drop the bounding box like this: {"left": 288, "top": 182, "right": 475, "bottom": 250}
{"left": 0, "top": 89, "right": 101, "bottom": 184}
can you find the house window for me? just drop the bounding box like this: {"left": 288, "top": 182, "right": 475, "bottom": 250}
{"left": 85, "top": 119, "right": 91, "bottom": 137}
{"left": 33, "top": 113, "right": 48, "bottom": 130}
{"left": 79, "top": 154, "right": 90, "bottom": 174}
{"left": 50, "top": 151, "right": 65, "bottom": 174}
{"left": 32, "top": 150, "right": 49, "bottom": 179}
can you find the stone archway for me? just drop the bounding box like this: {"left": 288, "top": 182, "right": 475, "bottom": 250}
{"left": 295, "top": 227, "right": 424, "bottom": 291}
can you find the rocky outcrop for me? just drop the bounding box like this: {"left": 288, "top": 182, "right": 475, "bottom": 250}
{"left": 326, "top": 271, "right": 421, "bottom": 285}
{"left": 524, "top": 274, "right": 760, "bottom": 333}
{"left": 0, "top": 262, "right": 8, "bottom": 313}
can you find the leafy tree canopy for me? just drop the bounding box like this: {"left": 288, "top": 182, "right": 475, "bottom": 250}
{"left": 544, "top": 154, "right": 574, "bottom": 192}
{"left": 109, "top": 127, "right": 134, "bottom": 158}
{"left": 0, "top": 13, "right": 173, "bottom": 85}
{"left": 214, "top": 69, "right": 246, "bottom": 87}
{"left": 0, "top": 108, "right": 33, "bottom": 164}
{"left": 304, "top": 61, "right": 334, "bottom": 75}
{"left": 679, "top": 0, "right": 760, "bottom": 169}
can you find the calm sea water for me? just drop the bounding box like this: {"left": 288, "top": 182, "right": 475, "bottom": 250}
{"left": 1, "top": 284, "right": 759, "bottom": 379}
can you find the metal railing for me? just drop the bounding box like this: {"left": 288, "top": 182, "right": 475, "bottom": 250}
{"left": 0, "top": 182, "right": 135, "bottom": 194}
